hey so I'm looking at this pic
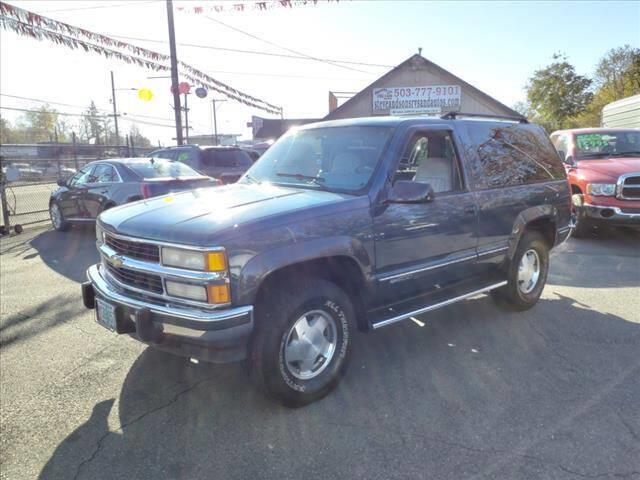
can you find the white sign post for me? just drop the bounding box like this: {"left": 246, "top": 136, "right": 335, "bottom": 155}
{"left": 372, "top": 85, "right": 461, "bottom": 116}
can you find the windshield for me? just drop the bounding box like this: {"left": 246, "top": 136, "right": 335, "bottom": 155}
{"left": 127, "top": 158, "right": 202, "bottom": 179}
{"left": 241, "top": 125, "right": 394, "bottom": 193}
{"left": 575, "top": 131, "right": 640, "bottom": 160}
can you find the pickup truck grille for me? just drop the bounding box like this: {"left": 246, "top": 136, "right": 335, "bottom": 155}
{"left": 105, "top": 234, "right": 160, "bottom": 262}
{"left": 106, "top": 263, "right": 164, "bottom": 294}
{"left": 618, "top": 174, "right": 640, "bottom": 200}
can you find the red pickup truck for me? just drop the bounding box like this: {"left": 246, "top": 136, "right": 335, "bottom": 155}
{"left": 550, "top": 128, "right": 640, "bottom": 237}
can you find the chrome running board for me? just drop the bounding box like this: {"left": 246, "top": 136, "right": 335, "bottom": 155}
{"left": 372, "top": 281, "right": 508, "bottom": 329}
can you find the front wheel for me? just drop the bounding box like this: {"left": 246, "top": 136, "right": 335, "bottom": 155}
{"left": 248, "top": 278, "right": 354, "bottom": 407}
{"left": 49, "top": 202, "right": 69, "bottom": 232}
{"left": 492, "top": 231, "right": 549, "bottom": 311}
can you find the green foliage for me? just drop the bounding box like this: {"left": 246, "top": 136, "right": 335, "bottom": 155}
{"left": 525, "top": 54, "right": 593, "bottom": 131}
{"left": 522, "top": 46, "right": 640, "bottom": 130}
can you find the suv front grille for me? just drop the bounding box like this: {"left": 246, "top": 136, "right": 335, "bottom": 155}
{"left": 105, "top": 234, "right": 160, "bottom": 262}
{"left": 106, "top": 263, "right": 163, "bottom": 294}
{"left": 619, "top": 174, "right": 640, "bottom": 200}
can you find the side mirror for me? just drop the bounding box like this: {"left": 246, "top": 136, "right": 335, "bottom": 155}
{"left": 564, "top": 155, "right": 576, "bottom": 167}
{"left": 387, "top": 180, "right": 435, "bottom": 204}
{"left": 56, "top": 178, "right": 67, "bottom": 187}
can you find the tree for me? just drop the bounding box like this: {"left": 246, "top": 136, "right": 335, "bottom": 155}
{"left": 525, "top": 54, "right": 593, "bottom": 131}
{"left": 14, "top": 104, "right": 62, "bottom": 142}
{"left": 80, "top": 101, "right": 111, "bottom": 144}
{"left": 0, "top": 117, "right": 13, "bottom": 143}
{"left": 127, "top": 124, "right": 152, "bottom": 148}
{"left": 593, "top": 45, "right": 640, "bottom": 97}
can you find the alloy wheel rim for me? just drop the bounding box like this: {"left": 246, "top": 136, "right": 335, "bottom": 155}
{"left": 283, "top": 309, "right": 337, "bottom": 380}
{"left": 50, "top": 204, "right": 61, "bottom": 229}
{"left": 517, "top": 249, "right": 540, "bottom": 294}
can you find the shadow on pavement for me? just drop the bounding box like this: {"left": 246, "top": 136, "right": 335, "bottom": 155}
{"left": 28, "top": 225, "right": 99, "bottom": 283}
{"left": 39, "top": 292, "right": 640, "bottom": 480}
{"left": 549, "top": 226, "right": 640, "bottom": 289}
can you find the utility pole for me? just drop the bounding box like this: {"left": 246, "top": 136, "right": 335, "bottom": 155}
{"left": 110, "top": 71, "right": 120, "bottom": 146}
{"left": 211, "top": 98, "right": 226, "bottom": 145}
{"left": 183, "top": 92, "right": 189, "bottom": 143}
{"left": 166, "top": 0, "right": 183, "bottom": 145}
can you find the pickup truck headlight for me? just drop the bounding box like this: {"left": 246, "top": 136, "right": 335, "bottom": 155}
{"left": 161, "top": 247, "right": 227, "bottom": 272}
{"left": 586, "top": 183, "right": 616, "bottom": 196}
{"left": 164, "top": 281, "right": 230, "bottom": 304}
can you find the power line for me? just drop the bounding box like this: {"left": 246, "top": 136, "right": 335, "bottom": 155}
{"left": 0, "top": 93, "right": 178, "bottom": 124}
{"left": 109, "top": 34, "right": 393, "bottom": 69}
{"left": 0, "top": 105, "right": 107, "bottom": 118}
{"left": 38, "top": 1, "right": 158, "bottom": 14}
{"left": 202, "top": 15, "right": 372, "bottom": 74}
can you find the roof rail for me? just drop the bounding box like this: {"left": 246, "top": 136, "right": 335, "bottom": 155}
{"left": 441, "top": 111, "right": 528, "bottom": 123}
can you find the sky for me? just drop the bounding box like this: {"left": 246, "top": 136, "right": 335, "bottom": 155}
{"left": 1, "top": 0, "right": 639, "bottom": 145}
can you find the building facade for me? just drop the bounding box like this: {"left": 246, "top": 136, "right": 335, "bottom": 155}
{"left": 325, "top": 54, "right": 521, "bottom": 120}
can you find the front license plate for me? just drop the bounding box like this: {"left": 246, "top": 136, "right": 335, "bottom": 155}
{"left": 95, "top": 298, "right": 117, "bottom": 331}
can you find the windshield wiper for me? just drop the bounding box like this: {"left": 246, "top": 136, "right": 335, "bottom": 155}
{"left": 610, "top": 151, "right": 640, "bottom": 157}
{"left": 243, "top": 173, "right": 261, "bottom": 184}
{"left": 276, "top": 172, "right": 328, "bottom": 189}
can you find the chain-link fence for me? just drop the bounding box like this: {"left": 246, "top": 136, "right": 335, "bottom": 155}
{"left": 0, "top": 142, "right": 155, "bottom": 234}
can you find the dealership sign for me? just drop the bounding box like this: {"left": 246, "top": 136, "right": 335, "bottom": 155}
{"left": 373, "top": 85, "right": 461, "bottom": 115}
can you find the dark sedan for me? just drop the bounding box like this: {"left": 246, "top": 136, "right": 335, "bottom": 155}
{"left": 49, "top": 158, "right": 219, "bottom": 231}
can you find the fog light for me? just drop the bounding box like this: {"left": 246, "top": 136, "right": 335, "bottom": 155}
{"left": 207, "top": 284, "right": 230, "bottom": 304}
{"left": 600, "top": 208, "right": 615, "bottom": 218}
{"left": 165, "top": 281, "right": 207, "bottom": 302}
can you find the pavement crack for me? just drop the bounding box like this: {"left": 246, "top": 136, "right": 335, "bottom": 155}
{"left": 526, "top": 318, "right": 581, "bottom": 373}
{"left": 616, "top": 410, "right": 640, "bottom": 443}
{"left": 72, "top": 376, "right": 214, "bottom": 480}
{"left": 558, "top": 465, "right": 640, "bottom": 478}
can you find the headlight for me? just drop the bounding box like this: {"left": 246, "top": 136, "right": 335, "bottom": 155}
{"left": 586, "top": 183, "right": 616, "bottom": 196}
{"left": 95, "top": 224, "right": 105, "bottom": 246}
{"left": 161, "top": 247, "right": 227, "bottom": 272}
{"left": 165, "top": 281, "right": 230, "bottom": 304}
{"left": 165, "top": 281, "right": 207, "bottom": 302}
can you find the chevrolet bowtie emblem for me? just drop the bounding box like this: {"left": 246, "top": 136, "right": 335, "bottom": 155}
{"left": 110, "top": 254, "right": 125, "bottom": 268}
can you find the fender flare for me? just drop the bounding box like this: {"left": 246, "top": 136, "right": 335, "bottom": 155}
{"left": 235, "top": 235, "right": 373, "bottom": 306}
{"left": 506, "top": 205, "right": 557, "bottom": 260}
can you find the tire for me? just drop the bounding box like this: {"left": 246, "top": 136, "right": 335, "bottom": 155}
{"left": 571, "top": 208, "right": 594, "bottom": 238}
{"left": 49, "top": 201, "right": 69, "bottom": 232}
{"left": 492, "top": 231, "right": 550, "bottom": 311}
{"left": 248, "top": 277, "right": 354, "bottom": 407}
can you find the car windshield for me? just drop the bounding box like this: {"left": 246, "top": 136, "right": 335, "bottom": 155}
{"left": 240, "top": 125, "right": 393, "bottom": 193}
{"left": 575, "top": 131, "right": 640, "bottom": 159}
{"left": 127, "top": 158, "right": 201, "bottom": 179}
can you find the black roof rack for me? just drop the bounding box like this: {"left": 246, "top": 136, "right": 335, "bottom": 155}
{"left": 441, "top": 111, "right": 528, "bottom": 123}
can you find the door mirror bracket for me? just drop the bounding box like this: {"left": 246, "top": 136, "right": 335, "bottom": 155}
{"left": 386, "top": 180, "right": 435, "bottom": 204}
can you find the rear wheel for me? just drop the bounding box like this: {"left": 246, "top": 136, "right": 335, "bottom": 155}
{"left": 248, "top": 277, "right": 354, "bottom": 407}
{"left": 49, "top": 202, "right": 69, "bottom": 232}
{"left": 492, "top": 231, "right": 549, "bottom": 311}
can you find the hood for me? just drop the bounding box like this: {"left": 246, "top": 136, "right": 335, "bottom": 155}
{"left": 576, "top": 157, "right": 640, "bottom": 180}
{"left": 99, "top": 182, "right": 354, "bottom": 245}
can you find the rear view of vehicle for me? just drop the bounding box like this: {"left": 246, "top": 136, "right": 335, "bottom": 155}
{"left": 197, "top": 147, "right": 253, "bottom": 184}
{"left": 551, "top": 129, "right": 640, "bottom": 237}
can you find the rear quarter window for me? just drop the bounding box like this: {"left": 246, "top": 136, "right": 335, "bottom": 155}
{"left": 463, "top": 122, "right": 565, "bottom": 189}
{"left": 203, "top": 150, "right": 252, "bottom": 168}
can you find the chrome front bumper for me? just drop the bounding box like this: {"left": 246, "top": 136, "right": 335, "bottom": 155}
{"left": 84, "top": 264, "right": 254, "bottom": 363}
{"left": 583, "top": 204, "right": 640, "bottom": 225}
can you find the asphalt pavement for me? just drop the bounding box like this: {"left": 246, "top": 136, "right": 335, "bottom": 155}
{"left": 1, "top": 225, "right": 639, "bottom": 480}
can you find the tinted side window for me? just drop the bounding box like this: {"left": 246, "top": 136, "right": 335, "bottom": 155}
{"left": 155, "top": 150, "right": 176, "bottom": 160}
{"left": 69, "top": 166, "right": 95, "bottom": 186}
{"left": 464, "top": 123, "right": 565, "bottom": 188}
{"left": 203, "top": 150, "right": 250, "bottom": 168}
{"left": 92, "top": 164, "right": 117, "bottom": 183}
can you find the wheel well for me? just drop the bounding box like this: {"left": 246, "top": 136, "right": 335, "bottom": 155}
{"left": 254, "top": 256, "right": 369, "bottom": 332}
{"left": 525, "top": 217, "right": 556, "bottom": 248}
